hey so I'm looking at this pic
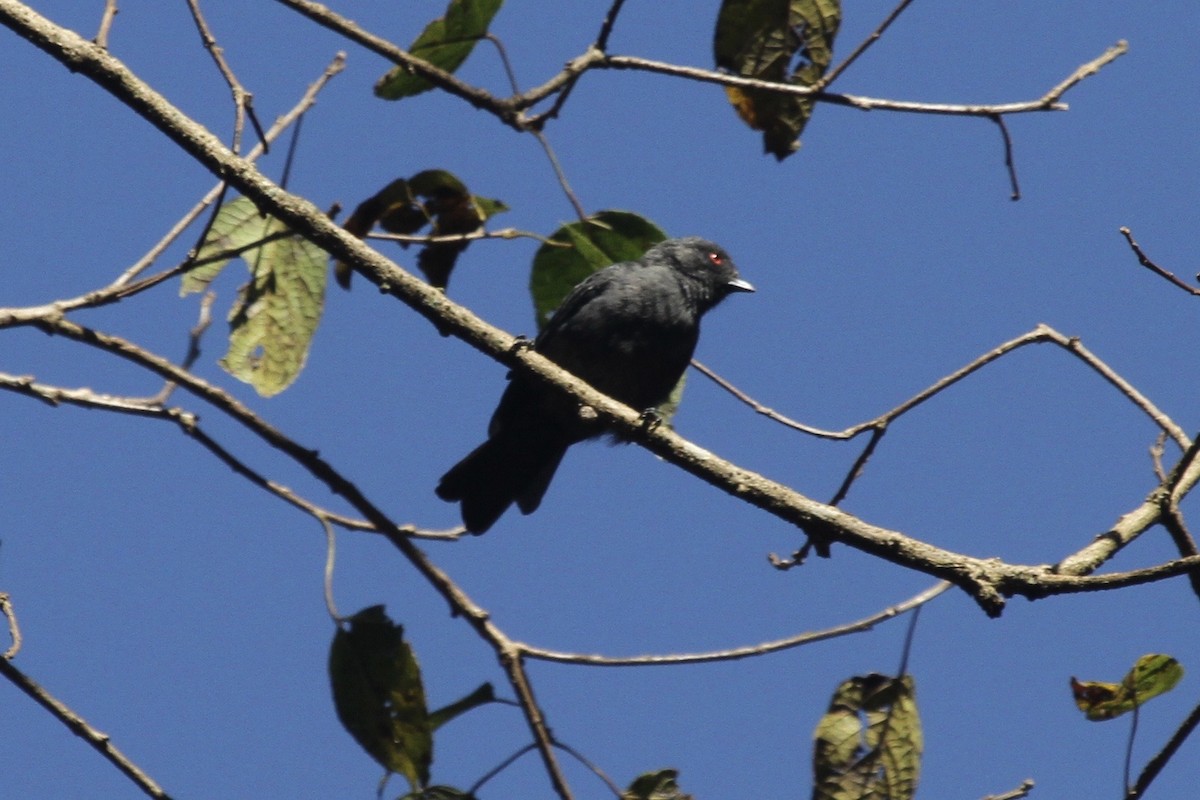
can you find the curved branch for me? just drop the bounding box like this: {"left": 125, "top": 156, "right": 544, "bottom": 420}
{"left": 0, "top": 371, "right": 462, "bottom": 540}
{"left": 581, "top": 43, "right": 1127, "bottom": 117}
{"left": 522, "top": 581, "right": 951, "bottom": 666}
{"left": 269, "top": 0, "right": 1126, "bottom": 129}
{"left": 696, "top": 324, "right": 1190, "bottom": 451}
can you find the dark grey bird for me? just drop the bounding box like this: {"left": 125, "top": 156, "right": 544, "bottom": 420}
{"left": 436, "top": 237, "right": 754, "bottom": 533}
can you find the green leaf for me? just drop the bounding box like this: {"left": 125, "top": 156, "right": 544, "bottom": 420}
{"left": 336, "top": 170, "right": 507, "bottom": 289}
{"left": 329, "top": 606, "right": 432, "bottom": 792}
{"left": 375, "top": 0, "right": 505, "bottom": 100}
{"left": 427, "top": 683, "right": 495, "bottom": 731}
{"left": 529, "top": 210, "right": 666, "bottom": 331}
{"left": 1071, "top": 654, "right": 1185, "bottom": 721}
{"left": 400, "top": 787, "right": 475, "bottom": 800}
{"left": 182, "top": 196, "right": 270, "bottom": 297}
{"left": 812, "top": 674, "right": 922, "bottom": 800}
{"left": 714, "top": 0, "right": 842, "bottom": 160}
{"left": 621, "top": 769, "right": 694, "bottom": 800}
{"left": 186, "top": 197, "right": 327, "bottom": 397}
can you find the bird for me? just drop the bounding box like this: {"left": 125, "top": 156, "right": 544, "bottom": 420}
{"left": 436, "top": 237, "right": 754, "bottom": 533}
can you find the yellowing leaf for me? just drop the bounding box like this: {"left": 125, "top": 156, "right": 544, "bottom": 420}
{"left": 723, "top": 86, "right": 759, "bottom": 128}
{"left": 1071, "top": 654, "right": 1184, "bottom": 721}
{"left": 713, "top": 0, "right": 842, "bottom": 160}
{"left": 812, "top": 673, "right": 922, "bottom": 800}
{"left": 188, "top": 197, "right": 326, "bottom": 397}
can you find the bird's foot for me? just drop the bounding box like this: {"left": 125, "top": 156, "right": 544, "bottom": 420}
{"left": 638, "top": 408, "right": 664, "bottom": 433}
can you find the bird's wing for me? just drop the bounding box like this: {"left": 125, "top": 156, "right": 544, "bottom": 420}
{"left": 534, "top": 262, "right": 638, "bottom": 347}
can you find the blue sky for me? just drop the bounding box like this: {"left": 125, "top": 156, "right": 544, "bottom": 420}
{"left": 3, "top": 1, "right": 1200, "bottom": 798}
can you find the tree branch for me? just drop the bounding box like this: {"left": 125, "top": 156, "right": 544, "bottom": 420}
{"left": 269, "top": 0, "right": 1126, "bottom": 129}
{"left": 696, "top": 324, "right": 1189, "bottom": 451}
{"left": 1120, "top": 226, "right": 1199, "bottom": 295}
{"left": 521, "top": 581, "right": 951, "bottom": 666}
{"left": 0, "top": 657, "right": 173, "bottom": 799}
{"left": 0, "top": 371, "right": 461, "bottom": 540}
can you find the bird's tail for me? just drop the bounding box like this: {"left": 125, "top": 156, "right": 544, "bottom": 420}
{"left": 436, "top": 431, "right": 567, "bottom": 534}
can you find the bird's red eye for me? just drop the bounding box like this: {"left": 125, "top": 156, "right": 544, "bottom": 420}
{"left": 708, "top": 251, "right": 724, "bottom": 265}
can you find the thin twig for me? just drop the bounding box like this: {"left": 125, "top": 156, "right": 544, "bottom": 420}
{"left": 93, "top": 0, "right": 116, "bottom": 47}
{"left": 897, "top": 604, "right": 920, "bottom": 675}
{"left": 1125, "top": 702, "right": 1140, "bottom": 797}
{"left": 1042, "top": 40, "right": 1130, "bottom": 105}
{"left": 1024, "top": 555, "right": 1200, "bottom": 596}
{"left": 181, "top": 290, "right": 216, "bottom": 371}
{"left": 1, "top": 592, "right": 20, "bottom": 659}
{"left": 1151, "top": 432, "right": 1169, "bottom": 482}
{"left": 690, "top": 358, "right": 838, "bottom": 436}
{"left": 554, "top": 738, "right": 624, "bottom": 798}
{"left": 1156, "top": 498, "right": 1200, "bottom": 602}
{"left": 470, "top": 743, "right": 540, "bottom": 795}
{"left": 594, "top": 0, "right": 627, "bottom": 52}
{"left": 149, "top": 288, "right": 215, "bottom": 405}
{"left": 478, "top": 31, "right": 588, "bottom": 221}
{"left": 828, "top": 425, "right": 888, "bottom": 506}
{"left": 980, "top": 780, "right": 1035, "bottom": 800}
{"left": 526, "top": 0, "right": 628, "bottom": 130}
{"left": 1126, "top": 698, "right": 1200, "bottom": 799}
{"left": 0, "top": 657, "right": 173, "bottom": 799}
{"left": 534, "top": 130, "right": 588, "bottom": 221}
{"left": 184, "top": 0, "right": 265, "bottom": 154}
{"left": 111, "top": 51, "right": 345, "bottom": 288}
{"left": 278, "top": 112, "right": 302, "bottom": 189}
{"left": 320, "top": 516, "right": 341, "bottom": 621}
{"left": 0, "top": 371, "right": 462, "bottom": 541}
{"left": 990, "top": 113, "right": 1021, "bottom": 200}
{"left": 1119, "top": 226, "right": 1199, "bottom": 295}
{"left": 1048, "top": 327, "right": 1190, "bottom": 450}
{"left": 484, "top": 32, "right": 520, "bottom": 95}
{"left": 820, "top": 0, "right": 917, "bottom": 88}
{"left": 593, "top": 45, "right": 1127, "bottom": 116}
{"left": 368, "top": 227, "right": 566, "bottom": 248}
{"left": 504, "top": 653, "right": 573, "bottom": 797}
{"left": 0, "top": 227, "right": 294, "bottom": 329}
{"left": 695, "top": 324, "right": 1190, "bottom": 451}
{"left": 521, "top": 582, "right": 951, "bottom": 666}
{"left": 524, "top": 61, "right": 588, "bottom": 129}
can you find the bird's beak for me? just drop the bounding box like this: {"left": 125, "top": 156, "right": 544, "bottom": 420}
{"left": 727, "top": 277, "right": 756, "bottom": 293}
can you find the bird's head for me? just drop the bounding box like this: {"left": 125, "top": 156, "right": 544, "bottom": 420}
{"left": 648, "top": 237, "right": 756, "bottom": 300}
